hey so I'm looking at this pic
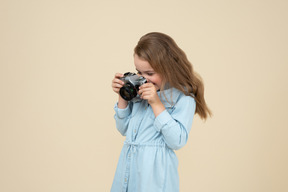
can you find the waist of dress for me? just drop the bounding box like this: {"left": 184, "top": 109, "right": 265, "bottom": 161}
{"left": 124, "top": 140, "right": 167, "bottom": 147}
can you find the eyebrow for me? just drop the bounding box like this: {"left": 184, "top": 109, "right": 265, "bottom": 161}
{"left": 135, "top": 68, "right": 154, "bottom": 73}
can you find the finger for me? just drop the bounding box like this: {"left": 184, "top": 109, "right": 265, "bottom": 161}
{"left": 140, "top": 88, "right": 153, "bottom": 96}
{"left": 140, "top": 83, "right": 153, "bottom": 90}
{"left": 115, "top": 73, "right": 124, "bottom": 78}
{"left": 141, "top": 93, "right": 153, "bottom": 100}
{"left": 112, "top": 81, "right": 124, "bottom": 89}
{"left": 138, "top": 88, "right": 148, "bottom": 95}
{"left": 139, "top": 87, "right": 156, "bottom": 95}
{"left": 112, "top": 78, "right": 124, "bottom": 86}
{"left": 112, "top": 84, "right": 122, "bottom": 90}
{"left": 140, "top": 84, "right": 156, "bottom": 91}
{"left": 140, "top": 83, "right": 152, "bottom": 88}
{"left": 113, "top": 88, "right": 120, "bottom": 93}
{"left": 112, "top": 78, "right": 124, "bottom": 87}
{"left": 139, "top": 85, "right": 155, "bottom": 94}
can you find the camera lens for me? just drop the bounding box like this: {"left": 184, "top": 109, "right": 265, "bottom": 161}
{"left": 120, "top": 83, "right": 138, "bottom": 101}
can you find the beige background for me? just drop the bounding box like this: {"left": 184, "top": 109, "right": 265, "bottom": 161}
{"left": 1, "top": 0, "right": 287, "bottom": 191}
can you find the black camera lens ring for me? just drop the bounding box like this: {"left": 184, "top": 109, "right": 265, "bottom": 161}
{"left": 119, "top": 83, "right": 138, "bottom": 101}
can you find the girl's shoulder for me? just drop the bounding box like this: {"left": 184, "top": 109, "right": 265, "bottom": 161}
{"left": 158, "top": 87, "right": 195, "bottom": 108}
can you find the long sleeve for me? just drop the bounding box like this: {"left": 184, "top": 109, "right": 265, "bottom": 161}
{"left": 114, "top": 102, "right": 133, "bottom": 136}
{"left": 153, "top": 95, "right": 196, "bottom": 150}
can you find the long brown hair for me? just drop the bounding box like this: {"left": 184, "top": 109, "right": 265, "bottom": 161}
{"left": 134, "top": 32, "right": 212, "bottom": 120}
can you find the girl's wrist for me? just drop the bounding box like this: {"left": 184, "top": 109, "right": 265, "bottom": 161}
{"left": 150, "top": 99, "right": 165, "bottom": 117}
{"left": 118, "top": 95, "right": 128, "bottom": 109}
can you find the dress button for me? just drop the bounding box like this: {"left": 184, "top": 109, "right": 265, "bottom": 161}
{"left": 134, "top": 129, "right": 136, "bottom": 133}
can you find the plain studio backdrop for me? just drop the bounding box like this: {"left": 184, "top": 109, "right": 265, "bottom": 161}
{"left": 0, "top": 0, "right": 287, "bottom": 191}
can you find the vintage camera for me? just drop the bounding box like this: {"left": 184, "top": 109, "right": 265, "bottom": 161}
{"left": 119, "top": 72, "right": 147, "bottom": 101}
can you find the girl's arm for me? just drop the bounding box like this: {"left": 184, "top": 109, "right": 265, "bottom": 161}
{"left": 153, "top": 96, "right": 196, "bottom": 150}
{"left": 139, "top": 83, "right": 196, "bottom": 150}
{"left": 112, "top": 73, "right": 130, "bottom": 135}
{"left": 114, "top": 100, "right": 132, "bottom": 136}
{"left": 117, "top": 95, "right": 128, "bottom": 109}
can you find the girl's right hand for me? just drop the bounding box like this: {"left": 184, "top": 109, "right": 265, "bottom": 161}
{"left": 112, "top": 73, "right": 128, "bottom": 109}
{"left": 112, "top": 73, "right": 125, "bottom": 95}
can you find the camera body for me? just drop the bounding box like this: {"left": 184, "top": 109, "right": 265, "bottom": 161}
{"left": 120, "top": 72, "right": 147, "bottom": 101}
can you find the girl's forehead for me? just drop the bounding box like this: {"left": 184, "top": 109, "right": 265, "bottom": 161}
{"left": 134, "top": 62, "right": 153, "bottom": 71}
{"left": 134, "top": 55, "right": 154, "bottom": 72}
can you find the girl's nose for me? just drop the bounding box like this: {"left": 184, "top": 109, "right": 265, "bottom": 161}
{"left": 142, "top": 76, "right": 150, "bottom": 83}
{"left": 138, "top": 74, "right": 149, "bottom": 82}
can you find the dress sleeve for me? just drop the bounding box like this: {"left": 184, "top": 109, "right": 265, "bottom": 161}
{"left": 114, "top": 102, "right": 133, "bottom": 136}
{"left": 153, "top": 96, "right": 196, "bottom": 150}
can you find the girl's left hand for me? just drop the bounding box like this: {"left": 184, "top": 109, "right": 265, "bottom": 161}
{"left": 138, "top": 83, "right": 160, "bottom": 105}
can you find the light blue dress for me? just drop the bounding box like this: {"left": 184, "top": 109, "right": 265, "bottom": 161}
{"left": 111, "top": 88, "right": 196, "bottom": 192}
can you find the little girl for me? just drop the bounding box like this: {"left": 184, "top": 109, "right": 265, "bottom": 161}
{"left": 111, "top": 32, "right": 211, "bottom": 192}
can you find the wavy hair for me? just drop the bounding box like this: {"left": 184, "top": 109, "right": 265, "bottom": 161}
{"left": 134, "top": 32, "right": 212, "bottom": 120}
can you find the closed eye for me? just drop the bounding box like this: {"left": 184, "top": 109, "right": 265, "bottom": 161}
{"left": 136, "top": 69, "right": 154, "bottom": 76}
